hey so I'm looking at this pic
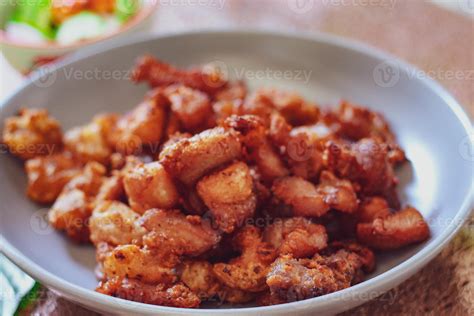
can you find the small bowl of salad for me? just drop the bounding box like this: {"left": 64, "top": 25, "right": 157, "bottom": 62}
{"left": 0, "top": 0, "right": 157, "bottom": 73}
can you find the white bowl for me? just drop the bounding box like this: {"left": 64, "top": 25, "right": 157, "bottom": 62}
{"left": 0, "top": 30, "right": 473, "bottom": 315}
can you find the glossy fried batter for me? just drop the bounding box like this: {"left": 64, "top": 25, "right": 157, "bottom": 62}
{"left": 89, "top": 201, "right": 145, "bottom": 246}
{"left": 140, "top": 209, "right": 221, "bottom": 262}
{"left": 357, "top": 207, "right": 430, "bottom": 250}
{"left": 272, "top": 176, "right": 329, "bottom": 217}
{"left": 48, "top": 162, "right": 106, "bottom": 242}
{"left": 3, "top": 108, "right": 62, "bottom": 160}
{"left": 25, "top": 151, "right": 81, "bottom": 204}
{"left": 160, "top": 127, "right": 242, "bottom": 186}
{"left": 123, "top": 161, "right": 179, "bottom": 214}
{"left": 97, "top": 278, "right": 200, "bottom": 308}
{"left": 102, "top": 244, "right": 177, "bottom": 284}
{"left": 64, "top": 114, "right": 117, "bottom": 165}
{"left": 197, "top": 161, "right": 256, "bottom": 233}
{"left": 213, "top": 226, "right": 276, "bottom": 292}
{"left": 132, "top": 55, "right": 227, "bottom": 95}
{"left": 263, "top": 218, "right": 328, "bottom": 258}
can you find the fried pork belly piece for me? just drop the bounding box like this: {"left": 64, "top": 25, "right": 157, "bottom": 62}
{"left": 329, "top": 241, "right": 376, "bottom": 273}
{"left": 272, "top": 176, "right": 329, "bottom": 217}
{"left": 180, "top": 260, "right": 254, "bottom": 304}
{"left": 243, "top": 88, "right": 319, "bottom": 125}
{"left": 140, "top": 209, "right": 221, "bottom": 262}
{"left": 102, "top": 244, "right": 177, "bottom": 284}
{"left": 325, "top": 137, "right": 399, "bottom": 207}
{"left": 263, "top": 218, "right": 328, "bottom": 258}
{"left": 94, "top": 172, "right": 125, "bottom": 203}
{"left": 3, "top": 108, "right": 62, "bottom": 160}
{"left": 97, "top": 278, "right": 200, "bottom": 308}
{"left": 266, "top": 250, "right": 365, "bottom": 303}
{"left": 89, "top": 0, "right": 115, "bottom": 13}
{"left": 335, "top": 101, "right": 406, "bottom": 164}
{"left": 48, "top": 162, "right": 106, "bottom": 242}
{"left": 123, "top": 161, "right": 179, "bottom": 214}
{"left": 113, "top": 94, "right": 167, "bottom": 155}
{"left": 356, "top": 197, "right": 391, "bottom": 223}
{"left": 357, "top": 207, "right": 430, "bottom": 250}
{"left": 283, "top": 123, "right": 329, "bottom": 181}
{"left": 89, "top": 201, "right": 145, "bottom": 246}
{"left": 197, "top": 161, "right": 256, "bottom": 233}
{"left": 317, "top": 171, "right": 359, "bottom": 213}
{"left": 163, "top": 85, "right": 213, "bottom": 132}
{"left": 224, "top": 115, "right": 289, "bottom": 182}
{"left": 213, "top": 226, "right": 277, "bottom": 292}
{"left": 132, "top": 55, "right": 227, "bottom": 95}
{"left": 25, "top": 151, "right": 81, "bottom": 204}
{"left": 64, "top": 114, "right": 117, "bottom": 165}
{"left": 160, "top": 127, "right": 242, "bottom": 186}
{"left": 51, "top": 0, "right": 88, "bottom": 25}
{"left": 215, "top": 80, "right": 247, "bottom": 102}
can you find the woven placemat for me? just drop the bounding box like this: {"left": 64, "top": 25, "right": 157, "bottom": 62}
{"left": 4, "top": 1, "right": 473, "bottom": 315}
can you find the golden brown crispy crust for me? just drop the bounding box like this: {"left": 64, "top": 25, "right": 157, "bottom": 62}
{"left": 266, "top": 249, "right": 365, "bottom": 303}
{"left": 356, "top": 196, "right": 392, "bottom": 223}
{"left": 357, "top": 207, "right": 430, "bottom": 250}
{"left": 48, "top": 162, "right": 106, "bottom": 242}
{"left": 263, "top": 217, "right": 328, "bottom": 258}
{"left": 140, "top": 209, "right": 221, "bottom": 263}
{"left": 180, "top": 260, "right": 255, "bottom": 304}
{"left": 163, "top": 85, "right": 213, "bottom": 133}
{"left": 64, "top": 114, "right": 117, "bottom": 165}
{"left": 102, "top": 244, "right": 177, "bottom": 284}
{"left": 25, "top": 151, "right": 81, "bottom": 204}
{"left": 213, "top": 226, "right": 277, "bottom": 293}
{"left": 3, "top": 108, "right": 63, "bottom": 160}
{"left": 112, "top": 94, "right": 167, "bottom": 155}
{"left": 160, "top": 127, "right": 242, "bottom": 186}
{"left": 123, "top": 161, "right": 179, "bottom": 214}
{"left": 132, "top": 55, "right": 227, "bottom": 95}
{"left": 272, "top": 176, "right": 329, "bottom": 217}
{"left": 197, "top": 161, "right": 256, "bottom": 233}
{"left": 97, "top": 278, "right": 200, "bottom": 308}
{"left": 89, "top": 201, "right": 145, "bottom": 246}
{"left": 317, "top": 171, "right": 359, "bottom": 213}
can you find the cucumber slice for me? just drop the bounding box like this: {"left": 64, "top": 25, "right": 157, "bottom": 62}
{"left": 56, "top": 12, "right": 106, "bottom": 45}
{"left": 116, "top": 0, "right": 140, "bottom": 22}
{"left": 9, "top": 0, "right": 53, "bottom": 39}
{"left": 5, "top": 22, "right": 50, "bottom": 44}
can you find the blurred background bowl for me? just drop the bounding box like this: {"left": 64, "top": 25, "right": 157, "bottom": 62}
{"left": 0, "top": 0, "right": 157, "bottom": 73}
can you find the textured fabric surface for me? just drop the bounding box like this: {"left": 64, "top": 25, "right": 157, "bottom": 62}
{"left": 3, "top": 1, "right": 473, "bottom": 315}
